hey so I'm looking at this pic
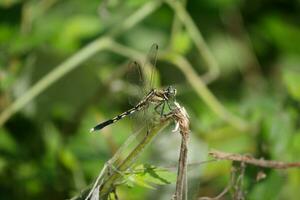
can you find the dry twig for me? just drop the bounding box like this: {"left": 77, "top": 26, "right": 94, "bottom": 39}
{"left": 209, "top": 150, "right": 300, "bottom": 169}
{"left": 199, "top": 150, "right": 300, "bottom": 200}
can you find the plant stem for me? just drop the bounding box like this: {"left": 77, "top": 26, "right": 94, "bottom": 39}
{"left": 109, "top": 0, "right": 162, "bottom": 37}
{"left": 0, "top": 37, "right": 110, "bottom": 126}
{"left": 169, "top": 0, "right": 187, "bottom": 48}
{"left": 165, "top": 0, "right": 220, "bottom": 83}
{"left": 161, "top": 52, "right": 248, "bottom": 131}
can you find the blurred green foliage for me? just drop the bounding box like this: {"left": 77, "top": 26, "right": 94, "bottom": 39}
{"left": 1, "top": 0, "right": 300, "bottom": 199}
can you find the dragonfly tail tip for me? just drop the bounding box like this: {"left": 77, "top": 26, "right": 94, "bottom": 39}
{"left": 89, "top": 128, "right": 95, "bottom": 133}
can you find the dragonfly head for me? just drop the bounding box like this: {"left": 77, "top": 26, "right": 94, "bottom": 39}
{"left": 165, "top": 86, "right": 177, "bottom": 99}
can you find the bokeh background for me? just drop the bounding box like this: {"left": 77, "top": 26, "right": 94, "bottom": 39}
{"left": 1, "top": 0, "right": 300, "bottom": 199}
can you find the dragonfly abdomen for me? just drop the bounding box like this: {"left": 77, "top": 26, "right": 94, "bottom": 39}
{"left": 90, "top": 104, "right": 145, "bottom": 132}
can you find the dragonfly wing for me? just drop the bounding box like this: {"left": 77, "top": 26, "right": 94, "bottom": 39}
{"left": 129, "top": 104, "right": 157, "bottom": 141}
{"left": 125, "top": 44, "right": 160, "bottom": 105}
{"left": 126, "top": 61, "right": 146, "bottom": 105}
{"left": 127, "top": 44, "right": 161, "bottom": 135}
{"left": 143, "top": 43, "right": 159, "bottom": 92}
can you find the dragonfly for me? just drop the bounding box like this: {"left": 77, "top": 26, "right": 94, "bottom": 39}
{"left": 90, "top": 44, "right": 177, "bottom": 132}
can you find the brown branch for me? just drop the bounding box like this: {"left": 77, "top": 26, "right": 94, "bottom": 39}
{"left": 209, "top": 150, "right": 300, "bottom": 169}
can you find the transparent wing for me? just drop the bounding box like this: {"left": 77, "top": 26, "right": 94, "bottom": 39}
{"left": 126, "top": 61, "right": 145, "bottom": 105}
{"left": 142, "top": 43, "right": 159, "bottom": 92}
{"left": 126, "top": 43, "right": 159, "bottom": 105}
{"left": 125, "top": 44, "right": 161, "bottom": 137}
{"left": 129, "top": 104, "right": 157, "bottom": 141}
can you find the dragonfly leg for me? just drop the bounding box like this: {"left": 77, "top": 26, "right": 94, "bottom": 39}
{"left": 160, "top": 102, "right": 166, "bottom": 116}
{"left": 166, "top": 100, "right": 173, "bottom": 110}
{"left": 162, "top": 93, "right": 174, "bottom": 111}
{"left": 154, "top": 102, "right": 165, "bottom": 116}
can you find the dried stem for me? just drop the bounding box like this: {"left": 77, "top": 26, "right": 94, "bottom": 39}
{"left": 209, "top": 150, "right": 300, "bottom": 169}
{"left": 174, "top": 136, "right": 188, "bottom": 200}
{"left": 171, "top": 102, "right": 190, "bottom": 200}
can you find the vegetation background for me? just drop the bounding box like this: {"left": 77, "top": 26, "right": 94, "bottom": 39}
{"left": 1, "top": 0, "right": 300, "bottom": 199}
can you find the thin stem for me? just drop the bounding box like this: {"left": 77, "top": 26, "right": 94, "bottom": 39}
{"left": 109, "top": 0, "right": 162, "bottom": 37}
{"left": 161, "top": 52, "right": 248, "bottom": 131}
{"left": 165, "top": 0, "right": 220, "bottom": 83}
{"left": 106, "top": 40, "right": 145, "bottom": 61}
{"left": 0, "top": 37, "right": 111, "bottom": 126}
{"left": 84, "top": 165, "right": 108, "bottom": 200}
{"left": 169, "top": 0, "right": 187, "bottom": 48}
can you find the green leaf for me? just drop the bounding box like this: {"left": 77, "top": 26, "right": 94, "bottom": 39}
{"left": 135, "top": 164, "right": 176, "bottom": 185}
{"left": 171, "top": 30, "right": 192, "bottom": 55}
{"left": 249, "top": 171, "right": 284, "bottom": 200}
{"left": 126, "top": 175, "right": 156, "bottom": 189}
{"left": 282, "top": 63, "right": 300, "bottom": 102}
{"left": 289, "top": 130, "right": 300, "bottom": 160}
{"left": 16, "top": 162, "right": 43, "bottom": 195}
{"left": 0, "top": 128, "right": 17, "bottom": 154}
{"left": 0, "top": 157, "right": 7, "bottom": 174}
{"left": 261, "top": 15, "right": 300, "bottom": 54}
{"left": 123, "top": 164, "right": 176, "bottom": 189}
{"left": 59, "top": 148, "right": 79, "bottom": 171}
{"left": 284, "top": 169, "right": 300, "bottom": 199}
